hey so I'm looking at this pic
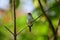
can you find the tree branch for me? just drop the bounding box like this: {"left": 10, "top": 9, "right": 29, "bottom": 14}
{"left": 0, "top": 23, "right": 14, "bottom": 35}
{"left": 32, "top": 14, "right": 43, "bottom": 22}
{"left": 13, "top": 0, "right": 17, "bottom": 40}
{"left": 3, "top": 25, "right": 14, "bottom": 35}
{"left": 17, "top": 27, "right": 27, "bottom": 36}
{"left": 38, "top": 0, "right": 57, "bottom": 40}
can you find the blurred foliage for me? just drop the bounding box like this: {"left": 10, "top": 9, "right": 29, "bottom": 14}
{"left": 0, "top": 0, "right": 60, "bottom": 40}
{"left": 15, "top": 0, "right": 20, "bottom": 9}
{"left": 10, "top": 0, "right": 19, "bottom": 9}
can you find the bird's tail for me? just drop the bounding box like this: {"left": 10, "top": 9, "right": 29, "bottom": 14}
{"left": 29, "top": 27, "right": 31, "bottom": 32}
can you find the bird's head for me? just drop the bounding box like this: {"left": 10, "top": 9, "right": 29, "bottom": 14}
{"left": 28, "top": 13, "right": 32, "bottom": 15}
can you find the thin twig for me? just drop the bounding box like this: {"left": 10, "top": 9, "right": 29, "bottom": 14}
{"left": 32, "top": 14, "right": 43, "bottom": 22}
{"left": 17, "top": 27, "right": 27, "bottom": 36}
{"left": 0, "top": 23, "right": 14, "bottom": 35}
{"left": 3, "top": 25, "right": 14, "bottom": 35}
{"left": 38, "top": 0, "right": 57, "bottom": 40}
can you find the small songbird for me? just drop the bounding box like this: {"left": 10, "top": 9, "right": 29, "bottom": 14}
{"left": 27, "top": 13, "right": 34, "bottom": 32}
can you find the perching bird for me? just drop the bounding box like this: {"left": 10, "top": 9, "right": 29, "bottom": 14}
{"left": 27, "top": 13, "right": 34, "bottom": 32}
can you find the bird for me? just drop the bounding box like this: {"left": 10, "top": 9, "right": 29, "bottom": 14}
{"left": 27, "top": 13, "right": 34, "bottom": 32}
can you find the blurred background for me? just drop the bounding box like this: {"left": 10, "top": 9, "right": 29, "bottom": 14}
{"left": 0, "top": 0, "right": 60, "bottom": 40}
